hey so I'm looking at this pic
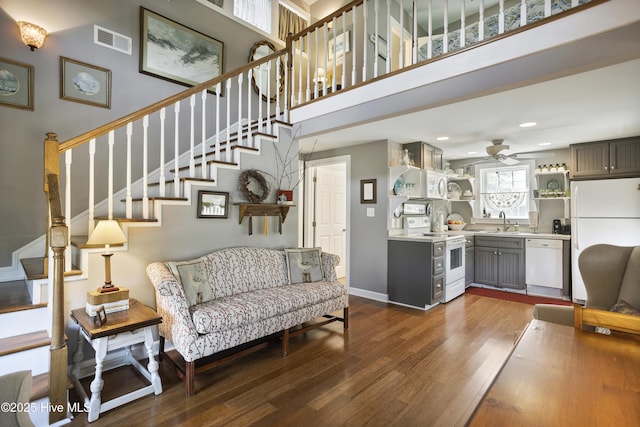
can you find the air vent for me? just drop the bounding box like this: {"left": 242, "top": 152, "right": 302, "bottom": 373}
{"left": 94, "top": 25, "right": 132, "bottom": 55}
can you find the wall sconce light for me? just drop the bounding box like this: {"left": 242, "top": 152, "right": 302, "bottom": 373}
{"left": 17, "top": 21, "right": 48, "bottom": 51}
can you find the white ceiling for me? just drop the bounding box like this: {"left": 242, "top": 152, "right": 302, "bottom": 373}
{"left": 298, "top": 58, "right": 640, "bottom": 161}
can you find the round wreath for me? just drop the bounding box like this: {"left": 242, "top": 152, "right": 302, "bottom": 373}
{"left": 239, "top": 169, "right": 270, "bottom": 203}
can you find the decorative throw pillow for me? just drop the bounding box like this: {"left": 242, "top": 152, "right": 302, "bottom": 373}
{"left": 285, "top": 248, "right": 324, "bottom": 284}
{"left": 167, "top": 259, "right": 211, "bottom": 306}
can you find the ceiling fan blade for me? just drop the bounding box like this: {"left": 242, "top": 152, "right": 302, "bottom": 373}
{"left": 499, "top": 156, "right": 520, "bottom": 166}
{"left": 500, "top": 148, "right": 516, "bottom": 157}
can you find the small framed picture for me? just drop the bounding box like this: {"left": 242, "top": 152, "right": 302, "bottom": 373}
{"left": 94, "top": 306, "right": 107, "bottom": 326}
{"left": 0, "top": 57, "right": 34, "bottom": 110}
{"left": 197, "top": 190, "right": 229, "bottom": 218}
{"left": 328, "top": 31, "right": 351, "bottom": 64}
{"left": 360, "top": 179, "right": 377, "bottom": 204}
{"left": 61, "top": 57, "right": 111, "bottom": 108}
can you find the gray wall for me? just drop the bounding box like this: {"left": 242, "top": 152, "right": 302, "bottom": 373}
{"left": 308, "top": 140, "right": 389, "bottom": 295}
{"left": 0, "top": 0, "right": 275, "bottom": 266}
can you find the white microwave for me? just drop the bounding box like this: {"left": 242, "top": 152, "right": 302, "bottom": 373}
{"left": 424, "top": 170, "right": 447, "bottom": 199}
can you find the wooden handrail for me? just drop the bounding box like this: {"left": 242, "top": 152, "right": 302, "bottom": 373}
{"left": 288, "top": 0, "right": 363, "bottom": 40}
{"left": 58, "top": 48, "right": 288, "bottom": 153}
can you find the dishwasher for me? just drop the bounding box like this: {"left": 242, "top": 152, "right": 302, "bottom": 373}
{"left": 525, "top": 239, "right": 563, "bottom": 289}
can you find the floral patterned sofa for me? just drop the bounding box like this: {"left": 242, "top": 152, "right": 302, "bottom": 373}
{"left": 146, "top": 246, "right": 349, "bottom": 396}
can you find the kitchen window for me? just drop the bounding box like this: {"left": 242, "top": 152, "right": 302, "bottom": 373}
{"left": 475, "top": 162, "right": 532, "bottom": 220}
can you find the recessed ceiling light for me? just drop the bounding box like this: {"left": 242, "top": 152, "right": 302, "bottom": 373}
{"left": 519, "top": 121, "right": 537, "bottom": 128}
{"left": 467, "top": 151, "right": 477, "bottom": 155}
{"left": 539, "top": 142, "right": 552, "bottom": 146}
{"left": 436, "top": 136, "right": 449, "bottom": 141}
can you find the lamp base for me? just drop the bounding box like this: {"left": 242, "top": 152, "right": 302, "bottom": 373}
{"left": 98, "top": 284, "right": 120, "bottom": 293}
{"left": 87, "top": 287, "right": 129, "bottom": 306}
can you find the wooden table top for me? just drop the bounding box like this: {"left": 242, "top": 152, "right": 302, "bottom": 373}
{"left": 70, "top": 298, "right": 161, "bottom": 339}
{"left": 469, "top": 319, "right": 640, "bottom": 426}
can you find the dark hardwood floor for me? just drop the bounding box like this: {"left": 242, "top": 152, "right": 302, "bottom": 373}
{"left": 68, "top": 294, "right": 533, "bottom": 426}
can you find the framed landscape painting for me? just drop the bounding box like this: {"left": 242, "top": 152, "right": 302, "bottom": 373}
{"left": 197, "top": 191, "right": 229, "bottom": 218}
{"left": 140, "top": 7, "right": 224, "bottom": 93}
{"left": 0, "top": 57, "right": 34, "bottom": 110}
{"left": 60, "top": 57, "right": 111, "bottom": 108}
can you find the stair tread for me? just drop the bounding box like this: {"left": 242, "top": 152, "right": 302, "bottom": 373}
{"left": 0, "top": 330, "right": 50, "bottom": 357}
{"left": 0, "top": 279, "right": 32, "bottom": 309}
{"left": 94, "top": 216, "right": 159, "bottom": 223}
{"left": 30, "top": 372, "right": 73, "bottom": 402}
{"left": 20, "top": 257, "right": 82, "bottom": 280}
{"left": 148, "top": 177, "right": 216, "bottom": 188}
{"left": 127, "top": 197, "right": 188, "bottom": 202}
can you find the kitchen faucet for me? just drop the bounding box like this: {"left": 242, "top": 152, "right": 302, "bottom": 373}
{"left": 499, "top": 211, "right": 511, "bottom": 232}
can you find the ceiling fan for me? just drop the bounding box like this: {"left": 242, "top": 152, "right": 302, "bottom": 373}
{"left": 461, "top": 139, "right": 551, "bottom": 167}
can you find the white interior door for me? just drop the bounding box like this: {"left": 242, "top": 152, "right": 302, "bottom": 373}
{"left": 313, "top": 163, "right": 347, "bottom": 278}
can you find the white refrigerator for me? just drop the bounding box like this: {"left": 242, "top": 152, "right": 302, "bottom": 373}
{"left": 570, "top": 177, "right": 640, "bottom": 302}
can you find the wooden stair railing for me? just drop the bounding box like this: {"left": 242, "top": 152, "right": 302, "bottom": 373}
{"left": 45, "top": 173, "right": 69, "bottom": 425}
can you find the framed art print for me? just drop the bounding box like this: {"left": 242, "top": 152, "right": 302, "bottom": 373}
{"left": 140, "top": 7, "right": 224, "bottom": 93}
{"left": 0, "top": 57, "right": 34, "bottom": 110}
{"left": 61, "top": 57, "right": 111, "bottom": 108}
{"left": 197, "top": 191, "right": 229, "bottom": 218}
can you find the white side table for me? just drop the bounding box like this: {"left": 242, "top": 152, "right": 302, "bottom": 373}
{"left": 70, "top": 298, "right": 163, "bottom": 422}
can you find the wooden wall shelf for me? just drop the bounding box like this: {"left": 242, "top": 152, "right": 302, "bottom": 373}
{"left": 234, "top": 203, "right": 295, "bottom": 235}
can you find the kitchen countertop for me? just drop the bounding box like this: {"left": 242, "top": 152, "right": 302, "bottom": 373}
{"left": 389, "top": 230, "right": 571, "bottom": 241}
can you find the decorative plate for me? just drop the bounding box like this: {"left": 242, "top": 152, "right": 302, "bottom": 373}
{"left": 547, "top": 179, "right": 560, "bottom": 190}
{"left": 393, "top": 177, "right": 404, "bottom": 195}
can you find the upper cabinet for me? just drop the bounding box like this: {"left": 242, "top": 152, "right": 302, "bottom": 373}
{"left": 403, "top": 142, "right": 444, "bottom": 171}
{"left": 571, "top": 137, "right": 640, "bottom": 179}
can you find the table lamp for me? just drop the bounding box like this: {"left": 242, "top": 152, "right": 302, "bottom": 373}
{"left": 87, "top": 219, "right": 127, "bottom": 293}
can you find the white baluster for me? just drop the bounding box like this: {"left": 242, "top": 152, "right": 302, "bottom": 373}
{"left": 479, "top": 0, "right": 485, "bottom": 41}
{"left": 571, "top": 0, "right": 578, "bottom": 7}
{"left": 238, "top": 73, "right": 244, "bottom": 159}
{"left": 265, "top": 63, "right": 271, "bottom": 132}
{"left": 258, "top": 65, "right": 264, "bottom": 133}
{"left": 159, "top": 109, "right": 166, "bottom": 197}
{"left": 126, "top": 123, "right": 133, "bottom": 219}
{"left": 298, "top": 38, "right": 303, "bottom": 103}
{"left": 173, "top": 102, "right": 180, "bottom": 197}
{"left": 520, "top": 0, "right": 527, "bottom": 27}
{"left": 323, "top": 23, "right": 328, "bottom": 96}
{"left": 386, "top": 0, "right": 391, "bottom": 74}
{"left": 88, "top": 139, "right": 96, "bottom": 237}
{"left": 341, "top": 12, "right": 347, "bottom": 89}
{"left": 352, "top": 5, "right": 357, "bottom": 85}
{"left": 331, "top": 17, "right": 337, "bottom": 91}
{"left": 226, "top": 79, "right": 232, "bottom": 163}
{"left": 201, "top": 90, "right": 207, "bottom": 179}
{"left": 428, "top": 0, "right": 433, "bottom": 59}
{"left": 142, "top": 116, "right": 149, "bottom": 219}
{"left": 314, "top": 30, "right": 319, "bottom": 99}
{"left": 215, "top": 83, "right": 221, "bottom": 161}
{"left": 460, "top": 0, "right": 466, "bottom": 48}
{"left": 64, "top": 150, "right": 72, "bottom": 271}
{"left": 399, "top": 1, "right": 404, "bottom": 68}
{"left": 283, "top": 54, "right": 289, "bottom": 122}
{"left": 275, "top": 55, "right": 281, "bottom": 122}
{"left": 374, "top": 0, "right": 379, "bottom": 77}
{"left": 189, "top": 94, "right": 196, "bottom": 177}
{"left": 107, "top": 130, "right": 115, "bottom": 220}
{"left": 443, "top": 0, "right": 449, "bottom": 54}
{"left": 247, "top": 69, "right": 253, "bottom": 148}
{"left": 362, "top": 1, "right": 368, "bottom": 81}
{"left": 499, "top": 0, "right": 505, "bottom": 34}
{"left": 544, "top": 0, "right": 551, "bottom": 17}
{"left": 305, "top": 35, "right": 310, "bottom": 102}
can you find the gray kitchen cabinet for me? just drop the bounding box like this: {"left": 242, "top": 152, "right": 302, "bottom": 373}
{"left": 465, "top": 236, "right": 474, "bottom": 287}
{"left": 571, "top": 137, "right": 640, "bottom": 179}
{"left": 388, "top": 239, "right": 443, "bottom": 308}
{"left": 403, "top": 142, "right": 444, "bottom": 170}
{"left": 474, "top": 236, "right": 525, "bottom": 290}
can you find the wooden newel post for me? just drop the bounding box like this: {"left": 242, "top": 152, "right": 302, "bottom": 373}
{"left": 44, "top": 132, "right": 60, "bottom": 273}
{"left": 48, "top": 216, "right": 67, "bottom": 350}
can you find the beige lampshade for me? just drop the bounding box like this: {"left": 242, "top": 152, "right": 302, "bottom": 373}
{"left": 87, "top": 220, "right": 127, "bottom": 246}
{"left": 17, "top": 21, "right": 47, "bottom": 51}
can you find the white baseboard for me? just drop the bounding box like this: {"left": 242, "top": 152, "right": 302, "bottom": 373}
{"left": 348, "top": 287, "right": 388, "bottom": 303}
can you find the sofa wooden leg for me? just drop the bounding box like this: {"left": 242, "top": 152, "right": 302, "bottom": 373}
{"left": 343, "top": 307, "right": 349, "bottom": 330}
{"left": 282, "top": 328, "right": 289, "bottom": 357}
{"left": 186, "top": 361, "right": 195, "bottom": 397}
